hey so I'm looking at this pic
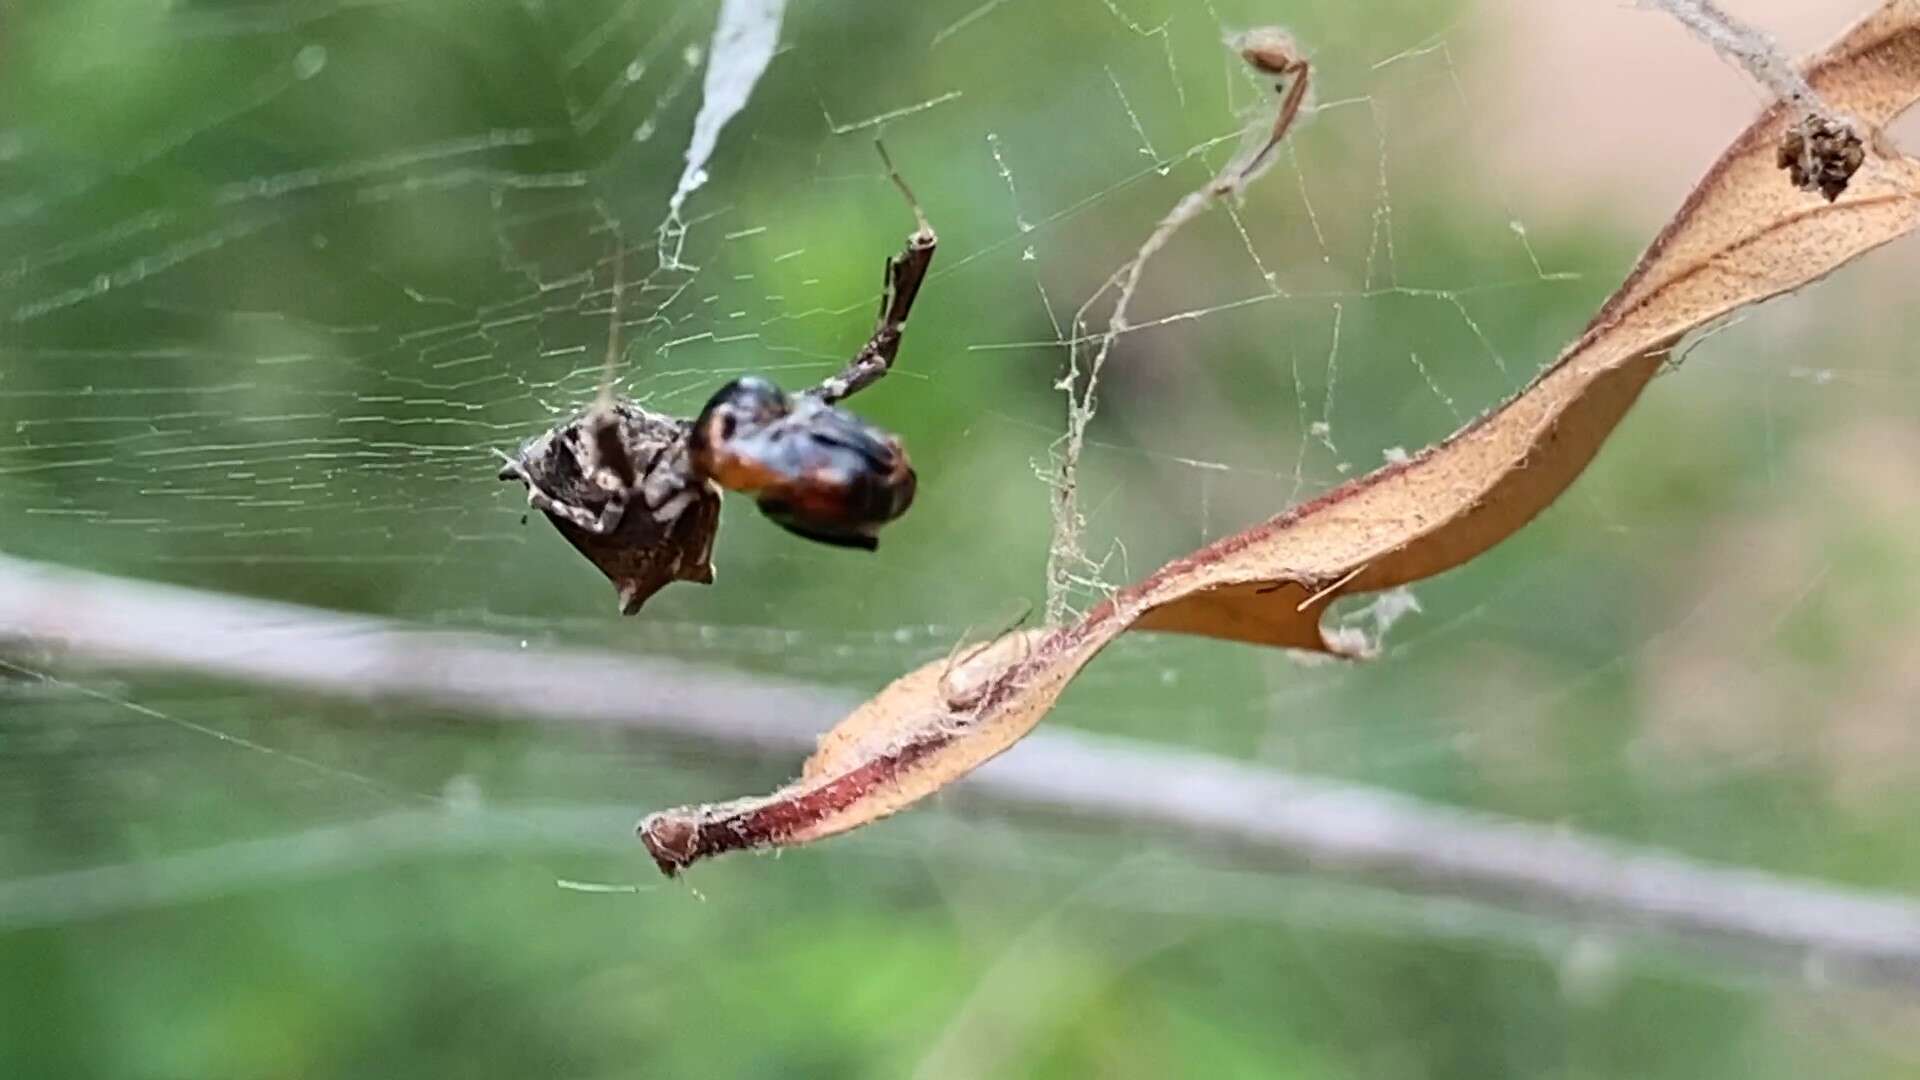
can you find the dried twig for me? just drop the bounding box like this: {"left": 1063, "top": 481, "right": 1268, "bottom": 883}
{"left": 5, "top": 552, "right": 1920, "bottom": 987}
{"left": 1045, "top": 29, "right": 1311, "bottom": 625}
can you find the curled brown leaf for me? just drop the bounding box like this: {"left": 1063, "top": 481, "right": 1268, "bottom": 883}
{"left": 638, "top": 0, "right": 1920, "bottom": 877}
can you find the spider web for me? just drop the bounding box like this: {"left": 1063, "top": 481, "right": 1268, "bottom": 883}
{"left": 1, "top": 0, "right": 1580, "bottom": 666}
{"left": 5, "top": 0, "right": 1920, "bottom": 1068}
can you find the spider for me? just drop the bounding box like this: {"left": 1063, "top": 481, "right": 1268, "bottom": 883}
{"left": 498, "top": 150, "right": 937, "bottom": 615}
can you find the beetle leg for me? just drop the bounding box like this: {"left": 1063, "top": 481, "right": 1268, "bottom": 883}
{"left": 808, "top": 143, "right": 938, "bottom": 406}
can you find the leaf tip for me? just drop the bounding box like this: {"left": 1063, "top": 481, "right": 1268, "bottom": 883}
{"left": 637, "top": 811, "right": 700, "bottom": 877}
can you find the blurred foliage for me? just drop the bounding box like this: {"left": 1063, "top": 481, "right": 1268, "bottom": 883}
{"left": 4, "top": 0, "right": 1920, "bottom": 1077}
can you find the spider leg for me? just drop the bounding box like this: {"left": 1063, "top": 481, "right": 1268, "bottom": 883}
{"left": 521, "top": 477, "right": 629, "bottom": 536}
{"left": 648, "top": 485, "right": 699, "bottom": 524}
{"left": 492, "top": 446, "right": 537, "bottom": 483}
{"left": 513, "top": 405, "right": 639, "bottom": 535}
{"left": 503, "top": 450, "right": 629, "bottom": 535}
{"left": 809, "top": 144, "right": 938, "bottom": 406}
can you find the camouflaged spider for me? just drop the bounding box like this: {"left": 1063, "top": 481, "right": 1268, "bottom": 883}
{"left": 498, "top": 150, "right": 936, "bottom": 615}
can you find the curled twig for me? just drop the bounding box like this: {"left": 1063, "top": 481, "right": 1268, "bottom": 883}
{"left": 1045, "top": 29, "right": 1311, "bottom": 626}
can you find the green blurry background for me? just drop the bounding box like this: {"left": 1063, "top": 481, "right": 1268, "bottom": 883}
{"left": 5, "top": 0, "right": 1920, "bottom": 1076}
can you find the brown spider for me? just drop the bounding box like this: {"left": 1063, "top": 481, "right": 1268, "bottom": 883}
{"left": 498, "top": 151, "right": 936, "bottom": 614}
{"left": 1776, "top": 113, "right": 1865, "bottom": 202}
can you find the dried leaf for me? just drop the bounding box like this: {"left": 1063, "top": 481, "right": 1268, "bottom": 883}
{"left": 638, "top": 0, "right": 1920, "bottom": 876}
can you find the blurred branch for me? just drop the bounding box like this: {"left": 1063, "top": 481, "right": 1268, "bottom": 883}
{"left": 5, "top": 551, "right": 1920, "bottom": 987}
{"left": 0, "top": 552, "right": 848, "bottom": 752}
